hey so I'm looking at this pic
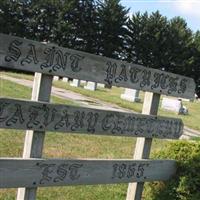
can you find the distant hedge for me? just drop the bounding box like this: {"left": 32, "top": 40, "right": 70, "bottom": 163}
{"left": 144, "top": 140, "right": 200, "bottom": 200}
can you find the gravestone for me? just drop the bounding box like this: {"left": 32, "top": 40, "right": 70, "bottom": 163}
{"left": 98, "top": 83, "right": 105, "bottom": 88}
{"left": 84, "top": 81, "right": 97, "bottom": 91}
{"left": 62, "top": 77, "right": 69, "bottom": 82}
{"left": 121, "top": 89, "right": 141, "bottom": 102}
{"left": 70, "top": 79, "right": 80, "bottom": 87}
{"left": 81, "top": 80, "right": 87, "bottom": 85}
{"left": 53, "top": 76, "right": 59, "bottom": 81}
{"left": 161, "top": 97, "right": 183, "bottom": 113}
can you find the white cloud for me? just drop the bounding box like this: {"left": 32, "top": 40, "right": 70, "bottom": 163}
{"left": 173, "top": 0, "right": 200, "bottom": 18}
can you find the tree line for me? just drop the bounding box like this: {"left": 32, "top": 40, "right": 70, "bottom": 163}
{"left": 0, "top": 0, "right": 199, "bottom": 95}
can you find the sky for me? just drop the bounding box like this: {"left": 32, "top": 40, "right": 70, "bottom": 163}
{"left": 121, "top": 0, "right": 200, "bottom": 32}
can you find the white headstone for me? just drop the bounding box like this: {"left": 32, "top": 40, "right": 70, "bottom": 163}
{"left": 70, "top": 79, "right": 80, "bottom": 87}
{"left": 98, "top": 83, "right": 105, "bottom": 88}
{"left": 81, "top": 80, "right": 87, "bottom": 84}
{"left": 53, "top": 76, "right": 59, "bottom": 81}
{"left": 62, "top": 77, "right": 69, "bottom": 82}
{"left": 120, "top": 89, "right": 141, "bottom": 102}
{"left": 84, "top": 81, "right": 97, "bottom": 91}
{"left": 161, "top": 97, "right": 182, "bottom": 113}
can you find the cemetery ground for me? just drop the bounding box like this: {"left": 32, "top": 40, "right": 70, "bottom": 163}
{"left": 1, "top": 71, "right": 200, "bottom": 132}
{"left": 0, "top": 33, "right": 198, "bottom": 200}
{"left": 0, "top": 77, "right": 171, "bottom": 200}
{"left": 0, "top": 72, "right": 200, "bottom": 199}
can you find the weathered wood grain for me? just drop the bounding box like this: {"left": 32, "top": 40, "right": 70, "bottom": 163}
{"left": 0, "top": 98, "right": 183, "bottom": 139}
{"left": 0, "top": 33, "right": 195, "bottom": 99}
{"left": 0, "top": 158, "right": 176, "bottom": 188}
{"left": 126, "top": 92, "right": 161, "bottom": 200}
{"left": 16, "top": 73, "right": 53, "bottom": 200}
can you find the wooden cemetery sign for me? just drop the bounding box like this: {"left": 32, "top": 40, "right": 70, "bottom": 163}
{"left": 0, "top": 33, "right": 195, "bottom": 99}
{"left": 0, "top": 33, "right": 196, "bottom": 200}
{"left": 0, "top": 159, "right": 176, "bottom": 188}
{"left": 0, "top": 98, "right": 183, "bottom": 139}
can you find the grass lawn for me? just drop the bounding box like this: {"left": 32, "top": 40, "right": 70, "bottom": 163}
{"left": 1, "top": 71, "right": 34, "bottom": 81}
{"left": 0, "top": 71, "right": 145, "bottom": 112}
{"left": 54, "top": 80, "right": 200, "bottom": 132}
{"left": 0, "top": 77, "right": 169, "bottom": 200}
{"left": 1, "top": 71, "right": 200, "bottom": 131}
{"left": 55, "top": 80, "right": 200, "bottom": 132}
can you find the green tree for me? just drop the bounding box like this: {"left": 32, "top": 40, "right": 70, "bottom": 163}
{"left": 0, "top": 0, "right": 29, "bottom": 37}
{"left": 189, "top": 31, "right": 200, "bottom": 97}
{"left": 126, "top": 11, "right": 173, "bottom": 70}
{"left": 126, "top": 11, "right": 193, "bottom": 74}
{"left": 56, "top": 0, "right": 99, "bottom": 53}
{"left": 25, "top": 0, "right": 61, "bottom": 42}
{"left": 125, "top": 11, "right": 149, "bottom": 64}
{"left": 97, "top": 0, "right": 129, "bottom": 59}
{"left": 167, "top": 16, "right": 193, "bottom": 73}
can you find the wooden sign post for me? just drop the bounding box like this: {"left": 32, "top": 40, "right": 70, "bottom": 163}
{"left": 17, "top": 73, "right": 53, "bottom": 200}
{"left": 0, "top": 34, "right": 196, "bottom": 200}
{"left": 126, "top": 92, "right": 160, "bottom": 200}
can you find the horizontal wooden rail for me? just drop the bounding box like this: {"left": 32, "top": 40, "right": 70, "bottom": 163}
{"left": 0, "top": 98, "right": 183, "bottom": 139}
{"left": 0, "top": 158, "right": 176, "bottom": 188}
{"left": 0, "top": 33, "right": 195, "bottom": 99}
